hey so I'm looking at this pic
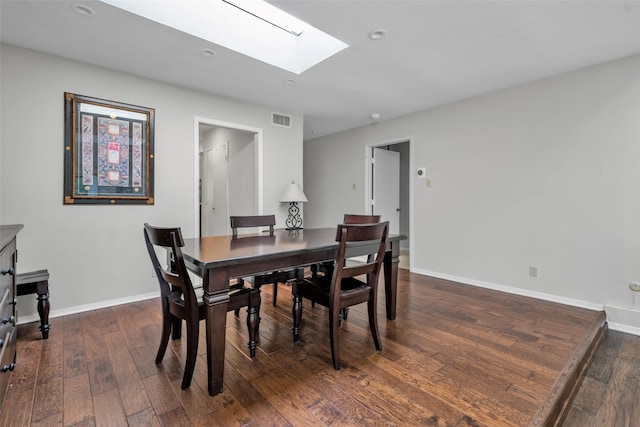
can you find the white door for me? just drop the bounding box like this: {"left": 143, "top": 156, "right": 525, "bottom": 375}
{"left": 373, "top": 148, "right": 400, "bottom": 234}
{"left": 202, "top": 144, "right": 229, "bottom": 236}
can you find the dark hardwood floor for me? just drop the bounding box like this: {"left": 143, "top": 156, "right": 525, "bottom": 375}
{"left": 563, "top": 329, "right": 640, "bottom": 427}
{"left": 1, "top": 270, "right": 633, "bottom": 426}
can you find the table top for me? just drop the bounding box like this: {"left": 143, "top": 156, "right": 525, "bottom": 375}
{"left": 182, "top": 227, "right": 405, "bottom": 272}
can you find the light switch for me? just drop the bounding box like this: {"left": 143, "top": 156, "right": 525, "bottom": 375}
{"left": 426, "top": 179, "right": 432, "bottom": 188}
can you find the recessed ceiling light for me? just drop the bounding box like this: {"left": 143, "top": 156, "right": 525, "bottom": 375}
{"left": 72, "top": 3, "right": 95, "bottom": 16}
{"left": 369, "top": 29, "right": 386, "bottom": 40}
{"left": 369, "top": 113, "right": 381, "bottom": 121}
{"left": 285, "top": 78, "right": 296, "bottom": 84}
{"left": 201, "top": 48, "right": 216, "bottom": 57}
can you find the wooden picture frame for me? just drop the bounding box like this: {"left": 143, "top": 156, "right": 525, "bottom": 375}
{"left": 64, "top": 92, "right": 155, "bottom": 204}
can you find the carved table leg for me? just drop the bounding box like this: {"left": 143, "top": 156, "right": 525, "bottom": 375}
{"left": 246, "top": 290, "right": 261, "bottom": 357}
{"left": 292, "top": 295, "right": 302, "bottom": 342}
{"left": 36, "top": 280, "right": 50, "bottom": 339}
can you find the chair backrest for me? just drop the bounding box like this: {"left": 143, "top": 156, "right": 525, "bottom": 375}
{"left": 230, "top": 215, "right": 276, "bottom": 237}
{"left": 143, "top": 223, "right": 198, "bottom": 309}
{"left": 343, "top": 214, "right": 381, "bottom": 224}
{"left": 331, "top": 222, "right": 389, "bottom": 293}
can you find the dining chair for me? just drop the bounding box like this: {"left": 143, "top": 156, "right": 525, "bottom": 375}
{"left": 292, "top": 221, "right": 389, "bottom": 370}
{"left": 230, "top": 215, "right": 304, "bottom": 308}
{"left": 311, "top": 214, "right": 381, "bottom": 279}
{"left": 311, "top": 214, "right": 381, "bottom": 321}
{"left": 143, "top": 223, "right": 261, "bottom": 390}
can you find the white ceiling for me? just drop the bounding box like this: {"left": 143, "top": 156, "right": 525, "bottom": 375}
{"left": 2, "top": 1, "right": 640, "bottom": 141}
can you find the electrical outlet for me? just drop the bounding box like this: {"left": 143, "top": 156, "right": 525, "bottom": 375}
{"left": 629, "top": 282, "right": 640, "bottom": 292}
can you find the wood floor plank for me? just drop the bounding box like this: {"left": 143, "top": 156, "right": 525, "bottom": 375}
{"left": 126, "top": 407, "right": 161, "bottom": 427}
{"left": 92, "top": 389, "right": 127, "bottom": 427}
{"left": 31, "top": 378, "right": 63, "bottom": 423}
{"left": 4, "top": 270, "right": 628, "bottom": 426}
{"left": 62, "top": 373, "right": 93, "bottom": 426}
{"left": 594, "top": 358, "right": 640, "bottom": 426}
{"left": 141, "top": 374, "right": 180, "bottom": 416}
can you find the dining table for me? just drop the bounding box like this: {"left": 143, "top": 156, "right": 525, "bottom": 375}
{"left": 181, "top": 227, "right": 406, "bottom": 396}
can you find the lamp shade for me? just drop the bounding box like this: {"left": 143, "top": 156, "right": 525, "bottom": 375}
{"left": 279, "top": 182, "right": 308, "bottom": 203}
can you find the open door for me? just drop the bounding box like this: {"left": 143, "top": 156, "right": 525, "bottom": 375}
{"left": 201, "top": 143, "right": 229, "bottom": 236}
{"left": 372, "top": 147, "right": 400, "bottom": 234}
{"left": 198, "top": 122, "right": 259, "bottom": 236}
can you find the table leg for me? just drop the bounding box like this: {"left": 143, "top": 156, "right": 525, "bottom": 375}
{"left": 203, "top": 269, "right": 230, "bottom": 396}
{"left": 383, "top": 241, "right": 400, "bottom": 320}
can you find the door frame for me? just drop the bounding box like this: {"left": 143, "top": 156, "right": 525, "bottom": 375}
{"left": 365, "top": 136, "right": 413, "bottom": 269}
{"left": 193, "top": 117, "right": 264, "bottom": 235}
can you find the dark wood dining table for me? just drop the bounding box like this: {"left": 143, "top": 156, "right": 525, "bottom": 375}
{"left": 181, "top": 227, "right": 406, "bottom": 396}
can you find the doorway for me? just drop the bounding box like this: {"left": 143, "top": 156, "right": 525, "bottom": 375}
{"left": 194, "top": 117, "right": 263, "bottom": 237}
{"left": 366, "top": 139, "right": 411, "bottom": 270}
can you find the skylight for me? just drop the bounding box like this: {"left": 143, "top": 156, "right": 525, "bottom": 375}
{"left": 99, "top": 0, "right": 348, "bottom": 74}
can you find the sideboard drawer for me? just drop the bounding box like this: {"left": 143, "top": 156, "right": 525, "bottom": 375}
{"left": 0, "top": 225, "right": 21, "bottom": 410}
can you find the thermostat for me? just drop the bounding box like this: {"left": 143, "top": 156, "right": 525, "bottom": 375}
{"left": 417, "top": 167, "right": 426, "bottom": 177}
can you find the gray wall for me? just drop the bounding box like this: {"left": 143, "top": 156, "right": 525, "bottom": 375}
{"left": 0, "top": 44, "right": 303, "bottom": 321}
{"left": 304, "top": 54, "right": 640, "bottom": 333}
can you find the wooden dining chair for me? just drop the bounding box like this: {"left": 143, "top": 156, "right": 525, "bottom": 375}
{"left": 311, "top": 214, "right": 381, "bottom": 278}
{"left": 230, "top": 215, "right": 304, "bottom": 308}
{"left": 311, "top": 214, "right": 381, "bottom": 321}
{"left": 292, "top": 221, "right": 389, "bottom": 370}
{"left": 143, "top": 223, "right": 260, "bottom": 390}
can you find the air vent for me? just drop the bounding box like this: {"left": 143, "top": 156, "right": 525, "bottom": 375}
{"left": 272, "top": 112, "right": 291, "bottom": 128}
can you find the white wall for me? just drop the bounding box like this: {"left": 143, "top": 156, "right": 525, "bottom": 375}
{"left": 0, "top": 44, "right": 303, "bottom": 321}
{"left": 304, "top": 54, "right": 640, "bottom": 333}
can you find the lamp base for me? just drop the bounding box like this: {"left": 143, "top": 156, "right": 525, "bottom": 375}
{"left": 285, "top": 202, "right": 303, "bottom": 230}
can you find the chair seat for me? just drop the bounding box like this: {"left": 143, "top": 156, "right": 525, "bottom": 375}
{"left": 295, "top": 276, "right": 371, "bottom": 308}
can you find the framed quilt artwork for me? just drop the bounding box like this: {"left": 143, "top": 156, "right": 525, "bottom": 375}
{"left": 64, "top": 92, "right": 155, "bottom": 204}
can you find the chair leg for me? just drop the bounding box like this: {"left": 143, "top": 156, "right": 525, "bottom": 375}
{"left": 181, "top": 313, "right": 200, "bottom": 390}
{"left": 171, "top": 316, "right": 182, "bottom": 340}
{"left": 155, "top": 308, "right": 172, "bottom": 364}
{"left": 235, "top": 278, "right": 245, "bottom": 317}
{"left": 367, "top": 298, "right": 382, "bottom": 351}
{"left": 272, "top": 282, "right": 278, "bottom": 306}
{"left": 246, "top": 290, "right": 261, "bottom": 357}
{"left": 292, "top": 295, "right": 303, "bottom": 342}
{"left": 329, "top": 308, "right": 341, "bottom": 370}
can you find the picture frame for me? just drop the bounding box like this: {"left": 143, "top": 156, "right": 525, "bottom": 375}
{"left": 64, "top": 92, "right": 155, "bottom": 204}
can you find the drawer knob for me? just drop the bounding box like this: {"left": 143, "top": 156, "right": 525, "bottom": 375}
{"left": 0, "top": 268, "right": 14, "bottom": 276}
{"left": 1, "top": 363, "right": 15, "bottom": 372}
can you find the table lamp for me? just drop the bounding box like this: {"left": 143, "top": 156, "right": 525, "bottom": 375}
{"left": 279, "top": 181, "right": 308, "bottom": 230}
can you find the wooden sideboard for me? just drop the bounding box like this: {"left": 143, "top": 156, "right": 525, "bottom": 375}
{"left": 0, "top": 225, "right": 22, "bottom": 407}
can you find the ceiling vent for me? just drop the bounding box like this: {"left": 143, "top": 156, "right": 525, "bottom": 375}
{"left": 272, "top": 112, "right": 291, "bottom": 128}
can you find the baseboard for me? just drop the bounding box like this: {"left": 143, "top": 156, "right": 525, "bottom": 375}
{"left": 413, "top": 268, "right": 604, "bottom": 311}
{"left": 16, "top": 291, "right": 159, "bottom": 325}
{"left": 604, "top": 304, "right": 640, "bottom": 336}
